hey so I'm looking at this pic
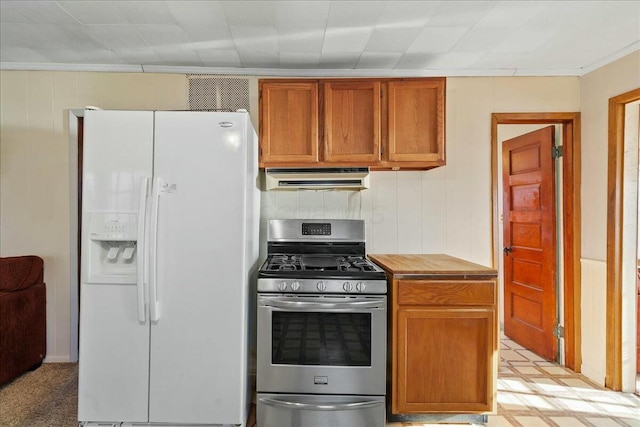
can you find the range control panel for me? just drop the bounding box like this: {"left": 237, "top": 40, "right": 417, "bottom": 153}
{"left": 302, "top": 222, "right": 331, "bottom": 236}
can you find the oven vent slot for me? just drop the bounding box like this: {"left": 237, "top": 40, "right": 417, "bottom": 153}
{"left": 265, "top": 168, "right": 369, "bottom": 191}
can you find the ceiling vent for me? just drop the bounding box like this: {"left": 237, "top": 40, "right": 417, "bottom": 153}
{"left": 265, "top": 168, "right": 370, "bottom": 191}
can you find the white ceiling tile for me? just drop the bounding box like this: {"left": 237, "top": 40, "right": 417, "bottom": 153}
{"left": 394, "top": 52, "right": 436, "bottom": 69}
{"left": 278, "top": 27, "right": 325, "bottom": 53}
{"left": 377, "top": 1, "right": 440, "bottom": 28}
{"left": 57, "top": 1, "right": 126, "bottom": 25}
{"left": 182, "top": 25, "right": 234, "bottom": 48}
{"left": 0, "top": 0, "right": 638, "bottom": 76}
{"left": 197, "top": 49, "right": 242, "bottom": 68}
{"left": 0, "top": 2, "right": 31, "bottom": 23}
{"left": 356, "top": 52, "right": 402, "bottom": 69}
{"left": 238, "top": 50, "right": 279, "bottom": 68}
{"left": 82, "top": 48, "right": 128, "bottom": 64}
{"left": 32, "top": 48, "right": 90, "bottom": 63}
{"left": 3, "top": 1, "right": 77, "bottom": 24}
{"left": 532, "top": 23, "right": 640, "bottom": 69}
{"left": 152, "top": 46, "right": 203, "bottom": 66}
{"left": 326, "top": 1, "right": 386, "bottom": 27}
{"left": 0, "top": 23, "right": 41, "bottom": 48}
{"left": 585, "top": 1, "right": 640, "bottom": 27}
{"left": 2, "top": 22, "right": 98, "bottom": 50}
{"left": 492, "top": 26, "right": 560, "bottom": 54}
{"left": 322, "top": 27, "right": 373, "bottom": 53}
{"left": 474, "top": 1, "right": 548, "bottom": 28}
{"left": 135, "top": 25, "right": 191, "bottom": 47}
{"left": 41, "top": 24, "right": 105, "bottom": 50}
{"left": 452, "top": 27, "right": 512, "bottom": 52}
{"left": 112, "top": 1, "right": 177, "bottom": 25}
{"left": 166, "top": 1, "right": 228, "bottom": 26}
{"left": 429, "top": 1, "right": 496, "bottom": 26}
{"left": 365, "top": 26, "right": 421, "bottom": 53}
{"left": 279, "top": 52, "right": 321, "bottom": 69}
{"left": 319, "top": 52, "right": 360, "bottom": 68}
{"left": 275, "top": 1, "right": 330, "bottom": 28}
{"left": 473, "top": 51, "right": 532, "bottom": 69}
{"left": 112, "top": 47, "right": 163, "bottom": 64}
{"left": 188, "top": 31, "right": 235, "bottom": 50}
{"left": 0, "top": 46, "right": 49, "bottom": 62}
{"left": 406, "top": 27, "right": 469, "bottom": 53}
{"left": 421, "top": 52, "right": 487, "bottom": 69}
{"left": 222, "top": 1, "right": 277, "bottom": 27}
{"left": 230, "top": 26, "right": 279, "bottom": 52}
{"left": 84, "top": 25, "right": 148, "bottom": 49}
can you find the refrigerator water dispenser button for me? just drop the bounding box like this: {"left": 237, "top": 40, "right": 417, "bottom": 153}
{"left": 107, "top": 246, "right": 120, "bottom": 260}
{"left": 122, "top": 247, "right": 135, "bottom": 260}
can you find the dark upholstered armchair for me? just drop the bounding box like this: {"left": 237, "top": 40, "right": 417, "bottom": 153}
{"left": 0, "top": 256, "right": 46, "bottom": 385}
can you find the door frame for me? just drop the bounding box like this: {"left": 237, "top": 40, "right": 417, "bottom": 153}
{"left": 491, "top": 112, "right": 581, "bottom": 371}
{"left": 68, "top": 108, "right": 84, "bottom": 363}
{"left": 605, "top": 88, "right": 640, "bottom": 390}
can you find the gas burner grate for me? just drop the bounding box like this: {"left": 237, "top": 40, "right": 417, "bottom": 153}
{"left": 264, "top": 254, "right": 380, "bottom": 273}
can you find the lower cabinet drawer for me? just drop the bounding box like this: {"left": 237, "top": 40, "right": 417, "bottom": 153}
{"left": 257, "top": 394, "right": 386, "bottom": 427}
{"left": 397, "top": 280, "right": 496, "bottom": 306}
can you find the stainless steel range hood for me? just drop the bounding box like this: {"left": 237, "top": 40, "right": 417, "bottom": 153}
{"left": 265, "top": 167, "right": 369, "bottom": 190}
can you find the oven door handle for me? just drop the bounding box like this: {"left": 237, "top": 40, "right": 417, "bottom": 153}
{"left": 262, "top": 299, "right": 384, "bottom": 310}
{"left": 258, "top": 397, "right": 382, "bottom": 411}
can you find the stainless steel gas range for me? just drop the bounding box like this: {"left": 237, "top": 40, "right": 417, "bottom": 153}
{"left": 256, "top": 219, "right": 387, "bottom": 427}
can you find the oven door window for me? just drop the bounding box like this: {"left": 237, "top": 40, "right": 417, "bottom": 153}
{"left": 272, "top": 311, "right": 371, "bottom": 366}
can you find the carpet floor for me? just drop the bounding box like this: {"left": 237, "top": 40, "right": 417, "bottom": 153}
{"left": 1, "top": 348, "right": 639, "bottom": 427}
{"left": 0, "top": 363, "right": 78, "bottom": 427}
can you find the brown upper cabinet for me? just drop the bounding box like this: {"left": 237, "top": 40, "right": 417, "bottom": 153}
{"left": 259, "top": 80, "right": 319, "bottom": 165}
{"left": 258, "top": 77, "right": 446, "bottom": 170}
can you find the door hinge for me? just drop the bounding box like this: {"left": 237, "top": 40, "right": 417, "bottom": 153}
{"left": 552, "top": 146, "right": 563, "bottom": 159}
{"left": 553, "top": 324, "right": 564, "bottom": 338}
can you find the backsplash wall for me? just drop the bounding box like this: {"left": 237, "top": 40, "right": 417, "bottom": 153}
{"left": 259, "top": 167, "right": 490, "bottom": 267}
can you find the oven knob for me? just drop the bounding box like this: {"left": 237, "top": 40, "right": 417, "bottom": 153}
{"left": 291, "top": 281, "right": 301, "bottom": 291}
{"left": 356, "top": 282, "right": 366, "bottom": 292}
{"left": 343, "top": 282, "right": 353, "bottom": 292}
{"left": 278, "top": 281, "right": 288, "bottom": 291}
{"left": 316, "top": 281, "right": 326, "bottom": 291}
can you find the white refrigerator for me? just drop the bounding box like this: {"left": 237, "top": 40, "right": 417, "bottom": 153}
{"left": 78, "top": 110, "right": 259, "bottom": 426}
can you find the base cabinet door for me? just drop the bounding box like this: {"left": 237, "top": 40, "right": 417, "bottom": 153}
{"left": 395, "top": 307, "right": 495, "bottom": 414}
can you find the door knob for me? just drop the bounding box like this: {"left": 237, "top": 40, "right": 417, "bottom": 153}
{"left": 504, "top": 246, "right": 513, "bottom": 256}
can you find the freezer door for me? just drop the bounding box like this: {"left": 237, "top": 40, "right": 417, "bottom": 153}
{"left": 148, "top": 111, "right": 255, "bottom": 424}
{"left": 78, "top": 285, "right": 151, "bottom": 422}
{"left": 78, "top": 110, "right": 153, "bottom": 423}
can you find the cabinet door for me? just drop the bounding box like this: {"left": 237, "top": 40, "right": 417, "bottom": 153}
{"left": 395, "top": 307, "right": 495, "bottom": 414}
{"left": 324, "top": 81, "right": 380, "bottom": 163}
{"left": 387, "top": 79, "right": 445, "bottom": 163}
{"left": 259, "top": 81, "right": 318, "bottom": 166}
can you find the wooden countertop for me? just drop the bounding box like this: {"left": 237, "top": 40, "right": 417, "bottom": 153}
{"left": 368, "top": 254, "right": 497, "bottom": 278}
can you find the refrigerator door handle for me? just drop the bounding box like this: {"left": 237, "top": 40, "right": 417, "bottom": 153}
{"left": 136, "top": 177, "right": 149, "bottom": 323}
{"left": 149, "top": 177, "right": 162, "bottom": 322}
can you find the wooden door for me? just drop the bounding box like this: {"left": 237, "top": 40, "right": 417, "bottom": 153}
{"left": 502, "top": 126, "right": 557, "bottom": 361}
{"left": 396, "top": 307, "right": 494, "bottom": 414}
{"left": 259, "top": 81, "right": 318, "bottom": 167}
{"left": 323, "top": 81, "right": 380, "bottom": 163}
{"left": 387, "top": 79, "right": 445, "bottom": 163}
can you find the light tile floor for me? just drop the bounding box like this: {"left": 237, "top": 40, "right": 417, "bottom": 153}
{"left": 388, "top": 337, "right": 640, "bottom": 427}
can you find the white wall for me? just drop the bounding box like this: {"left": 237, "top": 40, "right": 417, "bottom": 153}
{"left": 0, "top": 71, "right": 188, "bottom": 361}
{"left": 579, "top": 50, "right": 640, "bottom": 386}
{"left": 1, "top": 70, "right": 608, "bottom": 366}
